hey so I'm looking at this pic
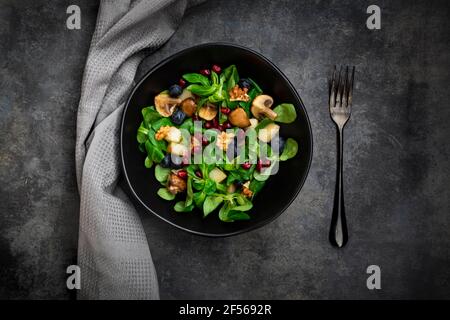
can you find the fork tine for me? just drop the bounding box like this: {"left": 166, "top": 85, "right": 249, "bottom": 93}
{"left": 347, "top": 66, "right": 355, "bottom": 107}
{"left": 335, "top": 66, "right": 343, "bottom": 108}
{"left": 329, "top": 66, "right": 337, "bottom": 107}
{"left": 342, "top": 66, "right": 349, "bottom": 108}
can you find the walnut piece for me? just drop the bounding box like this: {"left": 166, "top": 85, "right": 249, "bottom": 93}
{"left": 168, "top": 173, "right": 186, "bottom": 194}
{"left": 241, "top": 186, "right": 253, "bottom": 198}
{"left": 155, "top": 126, "right": 171, "bottom": 141}
{"left": 229, "top": 85, "right": 250, "bottom": 102}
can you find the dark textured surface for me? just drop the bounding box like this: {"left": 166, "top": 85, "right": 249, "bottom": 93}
{"left": 1, "top": 0, "right": 450, "bottom": 299}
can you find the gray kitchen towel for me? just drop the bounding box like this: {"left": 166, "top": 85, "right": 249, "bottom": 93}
{"left": 75, "top": 0, "right": 201, "bottom": 299}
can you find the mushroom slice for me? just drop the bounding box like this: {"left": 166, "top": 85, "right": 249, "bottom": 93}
{"left": 228, "top": 108, "right": 251, "bottom": 128}
{"left": 180, "top": 98, "right": 197, "bottom": 117}
{"left": 155, "top": 93, "right": 181, "bottom": 117}
{"left": 179, "top": 88, "right": 195, "bottom": 101}
{"left": 198, "top": 102, "right": 218, "bottom": 121}
{"left": 258, "top": 123, "right": 280, "bottom": 143}
{"left": 251, "top": 94, "right": 277, "bottom": 120}
{"left": 168, "top": 173, "right": 187, "bottom": 194}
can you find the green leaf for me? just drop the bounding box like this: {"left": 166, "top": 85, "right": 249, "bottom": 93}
{"left": 155, "top": 165, "right": 170, "bottom": 183}
{"left": 193, "top": 191, "right": 206, "bottom": 208}
{"left": 211, "top": 71, "right": 219, "bottom": 85}
{"left": 223, "top": 163, "right": 236, "bottom": 171}
{"left": 174, "top": 201, "right": 194, "bottom": 212}
{"left": 182, "top": 73, "right": 210, "bottom": 86}
{"left": 197, "top": 97, "right": 209, "bottom": 108}
{"left": 157, "top": 188, "right": 175, "bottom": 201}
{"left": 142, "top": 106, "right": 161, "bottom": 126}
{"left": 215, "top": 183, "right": 228, "bottom": 193}
{"left": 226, "top": 171, "right": 240, "bottom": 186}
{"left": 249, "top": 179, "right": 266, "bottom": 196}
{"left": 219, "top": 112, "right": 228, "bottom": 124}
{"left": 144, "top": 156, "right": 153, "bottom": 168}
{"left": 137, "top": 123, "right": 149, "bottom": 143}
{"left": 222, "top": 65, "right": 239, "bottom": 91}
{"left": 232, "top": 197, "right": 253, "bottom": 211}
{"left": 227, "top": 211, "right": 251, "bottom": 221}
{"left": 248, "top": 78, "right": 263, "bottom": 94}
{"left": 152, "top": 117, "right": 173, "bottom": 131}
{"left": 192, "top": 179, "right": 205, "bottom": 191}
{"left": 203, "top": 196, "right": 224, "bottom": 217}
{"left": 273, "top": 103, "right": 297, "bottom": 123}
{"left": 185, "top": 177, "right": 194, "bottom": 207}
{"left": 218, "top": 202, "right": 231, "bottom": 222}
{"left": 186, "top": 84, "right": 218, "bottom": 96}
{"left": 180, "top": 118, "right": 194, "bottom": 134}
{"left": 203, "top": 179, "right": 216, "bottom": 195}
{"left": 241, "top": 88, "right": 258, "bottom": 115}
{"left": 145, "top": 140, "right": 164, "bottom": 163}
{"left": 255, "top": 118, "right": 273, "bottom": 132}
{"left": 280, "top": 138, "right": 299, "bottom": 161}
{"left": 209, "top": 75, "right": 226, "bottom": 103}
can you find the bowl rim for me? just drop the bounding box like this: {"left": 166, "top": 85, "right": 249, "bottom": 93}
{"left": 120, "top": 42, "right": 313, "bottom": 237}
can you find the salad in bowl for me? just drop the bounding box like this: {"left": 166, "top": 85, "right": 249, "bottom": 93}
{"left": 136, "top": 64, "right": 299, "bottom": 222}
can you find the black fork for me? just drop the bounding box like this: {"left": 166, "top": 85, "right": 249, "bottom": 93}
{"left": 328, "top": 66, "right": 355, "bottom": 248}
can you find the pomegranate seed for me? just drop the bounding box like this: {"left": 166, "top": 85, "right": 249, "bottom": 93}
{"left": 212, "top": 64, "right": 221, "bottom": 73}
{"left": 205, "top": 121, "right": 212, "bottom": 129}
{"left": 262, "top": 159, "right": 271, "bottom": 167}
{"left": 256, "top": 161, "right": 263, "bottom": 172}
{"left": 195, "top": 170, "right": 203, "bottom": 178}
{"left": 223, "top": 121, "right": 232, "bottom": 129}
{"left": 179, "top": 78, "right": 186, "bottom": 87}
{"left": 201, "top": 136, "right": 209, "bottom": 146}
{"left": 220, "top": 107, "right": 231, "bottom": 115}
{"left": 177, "top": 170, "right": 187, "bottom": 179}
{"left": 218, "top": 124, "right": 224, "bottom": 131}
{"left": 200, "top": 69, "right": 210, "bottom": 76}
{"left": 212, "top": 118, "right": 219, "bottom": 128}
{"left": 192, "top": 114, "right": 199, "bottom": 121}
{"left": 241, "top": 162, "right": 251, "bottom": 170}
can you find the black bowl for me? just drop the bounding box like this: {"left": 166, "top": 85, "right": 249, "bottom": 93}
{"left": 121, "top": 43, "right": 312, "bottom": 237}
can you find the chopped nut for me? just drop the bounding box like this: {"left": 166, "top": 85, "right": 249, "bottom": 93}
{"left": 155, "top": 126, "right": 181, "bottom": 143}
{"left": 216, "top": 131, "right": 235, "bottom": 151}
{"left": 242, "top": 186, "right": 253, "bottom": 198}
{"left": 168, "top": 173, "right": 186, "bottom": 194}
{"left": 155, "top": 126, "right": 170, "bottom": 140}
{"left": 229, "top": 85, "right": 250, "bottom": 102}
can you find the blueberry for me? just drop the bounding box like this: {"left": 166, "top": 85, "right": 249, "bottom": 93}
{"left": 171, "top": 108, "right": 186, "bottom": 125}
{"left": 170, "top": 155, "right": 184, "bottom": 169}
{"left": 168, "top": 84, "right": 182, "bottom": 97}
{"left": 160, "top": 154, "right": 171, "bottom": 168}
{"left": 235, "top": 180, "right": 244, "bottom": 189}
{"left": 238, "top": 78, "right": 252, "bottom": 90}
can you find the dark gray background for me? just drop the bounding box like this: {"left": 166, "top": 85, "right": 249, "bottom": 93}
{"left": 1, "top": 0, "right": 449, "bottom": 299}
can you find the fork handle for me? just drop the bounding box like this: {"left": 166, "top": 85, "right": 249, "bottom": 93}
{"left": 329, "top": 128, "right": 348, "bottom": 247}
